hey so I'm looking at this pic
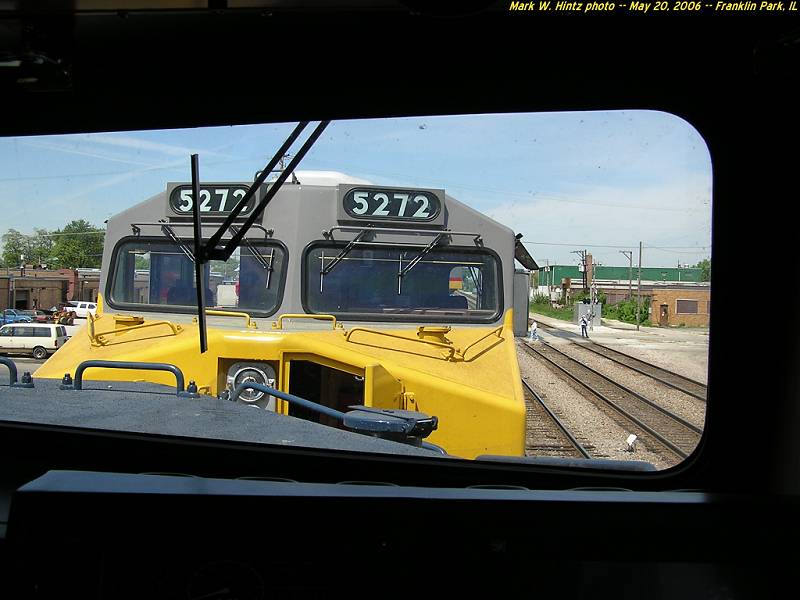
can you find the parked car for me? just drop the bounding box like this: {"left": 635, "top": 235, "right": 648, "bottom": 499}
{"left": 66, "top": 301, "right": 97, "bottom": 318}
{"left": 1, "top": 309, "right": 33, "bottom": 325}
{"left": 19, "top": 309, "right": 50, "bottom": 323}
{"left": 0, "top": 323, "right": 68, "bottom": 359}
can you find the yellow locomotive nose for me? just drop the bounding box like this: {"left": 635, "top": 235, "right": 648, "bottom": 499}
{"left": 37, "top": 171, "right": 531, "bottom": 459}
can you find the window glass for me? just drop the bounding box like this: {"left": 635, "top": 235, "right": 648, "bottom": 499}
{"left": 110, "top": 239, "right": 286, "bottom": 315}
{"left": 305, "top": 245, "right": 500, "bottom": 321}
{"left": 34, "top": 328, "right": 51, "bottom": 337}
{"left": 0, "top": 111, "right": 711, "bottom": 470}
{"left": 676, "top": 300, "right": 699, "bottom": 314}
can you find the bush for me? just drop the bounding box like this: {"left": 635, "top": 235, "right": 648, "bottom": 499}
{"left": 532, "top": 293, "right": 550, "bottom": 305}
{"left": 605, "top": 297, "right": 650, "bottom": 325}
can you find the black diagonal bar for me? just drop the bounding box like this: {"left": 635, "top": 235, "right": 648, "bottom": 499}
{"left": 214, "top": 120, "right": 330, "bottom": 261}
{"left": 191, "top": 154, "right": 208, "bottom": 354}
{"left": 203, "top": 121, "right": 309, "bottom": 259}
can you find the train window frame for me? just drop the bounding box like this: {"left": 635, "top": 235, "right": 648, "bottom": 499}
{"left": 300, "top": 240, "right": 504, "bottom": 324}
{"left": 105, "top": 235, "right": 290, "bottom": 318}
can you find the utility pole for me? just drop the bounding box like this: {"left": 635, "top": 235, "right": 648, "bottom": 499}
{"left": 620, "top": 250, "right": 633, "bottom": 300}
{"left": 636, "top": 241, "right": 642, "bottom": 332}
{"left": 545, "top": 259, "right": 551, "bottom": 297}
{"left": 586, "top": 253, "right": 594, "bottom": 331}
{"left": 571, "top": 249, "right": 587, "bottom": 294}
{"left": 586, "top": 252, "right": 593, "bottom": 290}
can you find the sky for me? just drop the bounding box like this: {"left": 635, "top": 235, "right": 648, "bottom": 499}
{"left": 0, "top": 110, "right": 712, "bottom": 269}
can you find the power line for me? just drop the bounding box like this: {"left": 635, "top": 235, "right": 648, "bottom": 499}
{"left": 522, "top": 241, "right": 710, "bottom": 250}
{"left": 1, "top": 230, "right": 104, "bottom": 238}
{"left": 38, "top": 231, "right": 105, "bottom": 237}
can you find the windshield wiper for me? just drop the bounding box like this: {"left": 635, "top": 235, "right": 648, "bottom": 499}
{"left": 319, "top": 229, "right": 370, "bottom": 293}
{"left": 468, "top": 265, "right": 483, "bottom": 308}
{"left": 188, "top": 120, "right": 330, "bottom": 353}
{"left": 397, "top": 232, "right": 445, "bottom": 294}
{"left": 230, "top": 224, "right": 274, "bottom": 289}
{"left": 159, "top": 221, "right": 195, "bottom": 262}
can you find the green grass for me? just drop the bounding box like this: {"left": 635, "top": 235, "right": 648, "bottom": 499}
{"left": 529, "top": 304, "right": 573, "bottom": 322}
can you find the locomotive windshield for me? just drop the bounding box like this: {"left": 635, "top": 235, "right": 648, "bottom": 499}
{"left": 304, "top": 244, "right": 500, "bottom": 321}
{"left": 0, "top": 110, "right": 711, "bottom": 469}
{"left": 109, "top": 238, "right": 287, "bottom": 315}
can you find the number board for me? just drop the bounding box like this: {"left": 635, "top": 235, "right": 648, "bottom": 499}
{"left": 167, "top": 183, "right": 254, "bottom": 217}
{"left": 338, "top": 185, "right": 445, "bottom": 225}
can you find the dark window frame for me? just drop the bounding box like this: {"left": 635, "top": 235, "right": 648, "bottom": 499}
{"left": 300, "top": 240, "right": 504, "bottom": 324}
{"left": 105, "top": 235, "right": 289, "bottom": 318}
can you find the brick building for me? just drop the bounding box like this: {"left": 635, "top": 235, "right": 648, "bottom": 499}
{"left": 649, "top": 286, "right": 710, "bottom": 327}
{"left": 536, "top": 263, "right": 710, "bottom": 327}
{"left": 0, "top": 268, "right": 100, "bottom": 311}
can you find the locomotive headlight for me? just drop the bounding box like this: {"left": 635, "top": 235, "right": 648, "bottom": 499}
{"left": 227, "top": 362, "right": 277, "bottom": 410}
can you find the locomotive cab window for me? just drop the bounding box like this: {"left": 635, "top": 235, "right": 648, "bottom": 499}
{"left": 109, "top": 238, "right": 287, "bottom": 316}
{"left": 304, "top": 244, "right": 501, "bottom": 322}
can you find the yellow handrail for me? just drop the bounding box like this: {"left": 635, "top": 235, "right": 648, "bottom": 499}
{"left": 87, "top": 313, "right": 182, "bottom": 347}
{"left": 272, "top": 314, "right": 339, "bottom": 330}
{"left": 459, "top": 326, "right": 504, "bottom": 361}
{"left": 344, "top": 327, "right": 457, "bottom": 360}
{"left": 205, "top": 309, "right": 258, "bottom": 329}
{"left": 344, "top": 325, "right": 505, "bottom": 361}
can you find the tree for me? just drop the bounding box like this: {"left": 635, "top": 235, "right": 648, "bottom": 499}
{"left": 51, "top": 220, "right": 105, "bottom": 269}
{"left": 29, "top": 228, "right": 55, "bottom": 267}
{"left": 694, "top": 258, "right": 710, "bottom": 282}
{"left": 1, "top": 229, "right": 29, "bottom": 267}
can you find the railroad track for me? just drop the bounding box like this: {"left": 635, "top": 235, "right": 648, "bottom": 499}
{"left": 522, "top": 341, "right": 702, "bottom": 461}
{"left": 575, "top": 341, "right": 707, "bottom": 401}
{"left": 533, "top": 319, "right": 707, "bottom": 401}
{"left": 521, "top": 378, "right": 592, "bottom": 459}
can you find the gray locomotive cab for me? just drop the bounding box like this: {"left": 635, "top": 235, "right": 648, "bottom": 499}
{"left": 101, "top": 173, "right": 518, "bottom": 329}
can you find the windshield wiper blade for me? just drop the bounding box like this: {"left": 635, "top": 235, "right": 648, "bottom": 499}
{"left": 319, "top": 229, "right": 370, "bottom": 293}
{"left": 230, "top": 224, "right": 274, "bottom": 289}
{"left": 190, "top": 154, "right": 208, "bottom": 354}
{"left": 159, "top": 220, "right": 195, "bottom": 262}
{"left": 397, "top": 232, "right": 446, "bottom": 294}
{"left": 188, "top": 121, "right": 329, "bottom": 354}
{"left": 203, "top": 120, "right": 329, "bottom": 263}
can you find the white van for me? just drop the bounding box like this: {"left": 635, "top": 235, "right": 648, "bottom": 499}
{"left": 67, "top": 301, "right": 97, "bottom": 318}
{"left": 0, "top": 323, "right": 69, "bottom": 359}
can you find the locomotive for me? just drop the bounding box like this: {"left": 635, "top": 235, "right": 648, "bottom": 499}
{"left": 37, "top": 168, "right": 535, "bottom": 458}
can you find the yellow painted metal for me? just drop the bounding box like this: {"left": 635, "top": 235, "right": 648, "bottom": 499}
{"left": 87, "top": 312, "right": 182, "bottom": 347}
{"left": 364, "top": 364, "right": 403, "bottom": 410}
{"left": 37, "top": 309, "right": 525, "bottom": 459}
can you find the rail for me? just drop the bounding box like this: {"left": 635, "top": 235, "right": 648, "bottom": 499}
{"left": 88, "top": 313, "right": 183, "bottom": 346}
{"left": 523, "top": 342, "right": 700, "bottom": 460}
{"left": 459, "top": 326, "right": 503, "bottom": 361}
{"left": 205, "top": 309, "right": 258, "bottom": 329}
{"left": 323, "top": 225, "right": 483, "bottom": 245}
{"left": 66, "top": 359, "right": 196, "bottom": 397}
{"left": 521, "top": 377, "right": 591, "bottom": 459}
{"left": 344, "top": 327, "right": 458, "bottom": 360}
{"left": 272, "top": 313, "right": 340, "bottom": 330}
{"left": 344, "top": 325, "right": 504, "bottom": 361}
{"left": 0, "top": 356, "right": 34, "bottom": 388}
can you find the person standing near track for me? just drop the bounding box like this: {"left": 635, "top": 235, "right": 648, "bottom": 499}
{"left": 580, "top": 313, "right": 589, "bottom": 338}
